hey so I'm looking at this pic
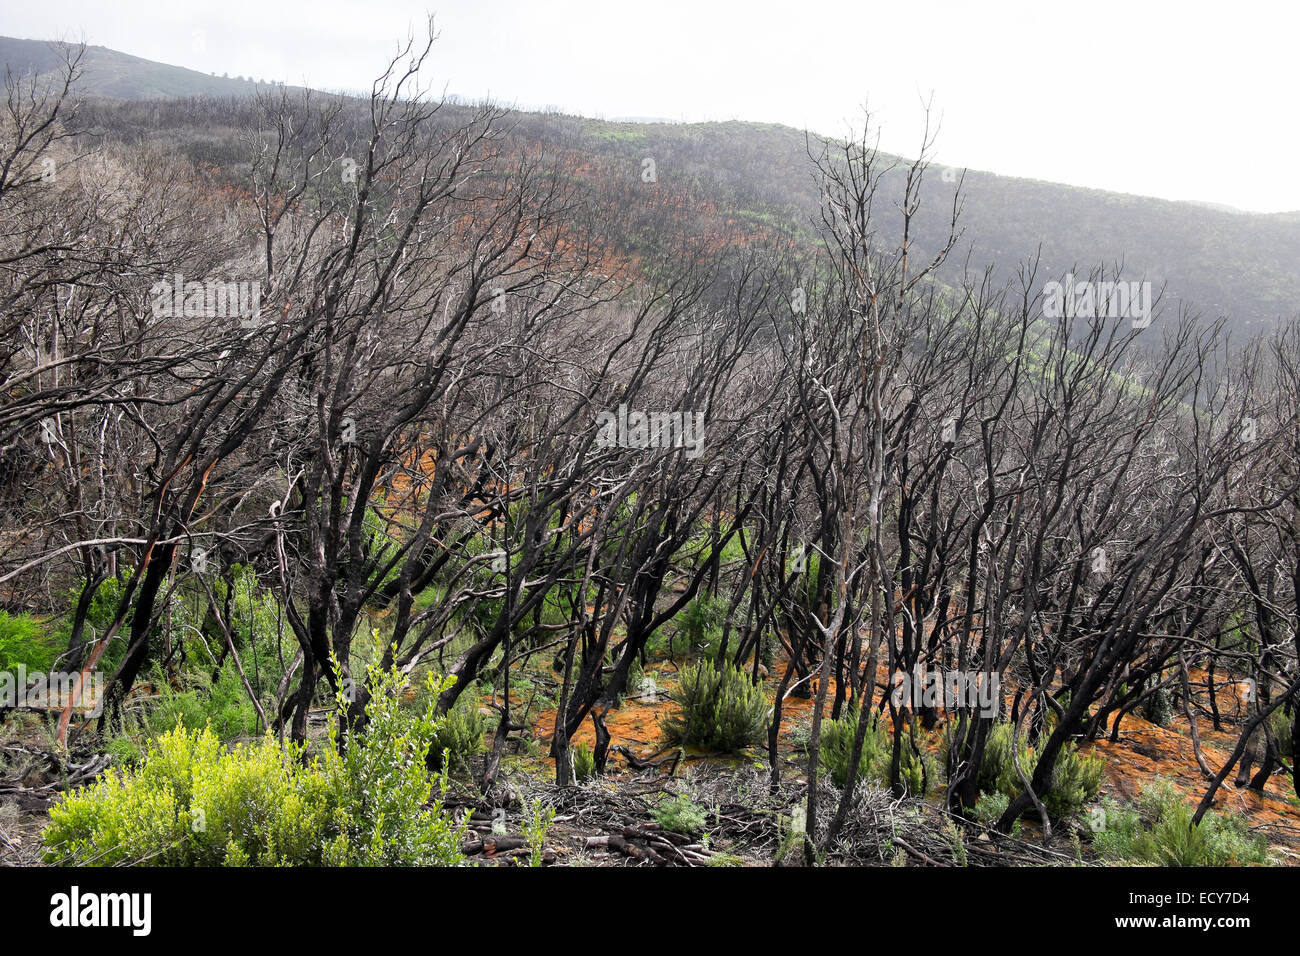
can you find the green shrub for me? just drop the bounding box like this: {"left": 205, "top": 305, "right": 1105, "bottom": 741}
{"left": 425, "top": 687, "right": 487, "bottom": 774}
{"left": 104, "top": 735, "right": 144, "bottom": 768}
{"left": 522, "top": 798, "right": 556, "bottom": 868}
{"left": 973, "top": 790, "right": 1010, "bottom": 827}
{"left": 0, "top": 612, "right": 58, "bottom": 672}
{"left": 146, "top": 665, "right": 259, "bottom": 742}
{"left": 977, "top": 722, "right": 1104, "bottom": 820}
{"left": 643, "top": 629, "right": 672, "bottom": 661}
{"left": 49, "top": 578, "right": 130, "bottom": 675}
{"left": 1183, "top": 817, "right": 1266, "bottom": 866}
{"left": 1093, "top": 782, "right": 1269, "bottom": 866}
{"left": 706, "top": 852, "right": 745, "bottom": 866}
{"left": 819, "top": 705, "right": 885, "bottom": 787}
{"left": 43, "top": 663, "right": 466, "bottom": 866}
{"left": 977, "top": 722, "right": 1033, "bottom": 798}
{"left": 321, "top": 663, "right": 466, "bottom": 865}
{"left": 653, "top": 792, "right": 707, "bottom": 836}
{"left": 1090, "top": 798, "right": 1143, "bottom": 860}
{"left": 1270, "top": 706, "right": 1294, "bottom": 760}
{"left": 1041, "top": 741, "right": 1105, "bottom": 819}
{"left": 819, "top": 708, "right": 930, "bottom": 795}
{"left": 1139, "top": 801, "right": 1214, "bottom": 867}
{"left": 660, "top": 662, "right": 769, "bottom": 753}
{"left": 1139, "top": 686, "right": 1173, "bottom": 727}
{"left": 676, "top": 596, "right": 727, "bottom": 653}
{"left": 944, "top": 819, "right": 968, "bottom": 866}
{"left": 897, "top": 729, "right": 932, "bottom": 797}
{"left": 217, "top": 566, "right": 291, "bottom": 697}
{"left": 973, "top": 791, "right": 1023, "bottom": 836}
{"left": 573, "top": 739, "right": 596, "bottom": 782}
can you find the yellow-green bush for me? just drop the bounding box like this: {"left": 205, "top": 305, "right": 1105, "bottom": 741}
{"left": 43, "top": 723, "right": 332, "bottom": 865}
{"left": 43, "top": 663, "right": 466, "bottom": 866}
{"left": 573, "top": 739, "right": 596, "bottom": 782}
{"left": 653, "top": 792, "right": 707, "bottom": 836}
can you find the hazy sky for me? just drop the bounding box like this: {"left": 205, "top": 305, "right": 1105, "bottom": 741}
{"left": 9, "top": 0, "right": 1298, "bottom": 212}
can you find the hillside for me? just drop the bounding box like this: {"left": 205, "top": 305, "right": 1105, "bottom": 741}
{"left": 532, "top": 116, "right": 1299, "bottom": 335}
{"left": 4, "top": 36, "right": 1296, "bottom": 334}
{"left": 0, "top": 36, "right": 292, "bottom": 100}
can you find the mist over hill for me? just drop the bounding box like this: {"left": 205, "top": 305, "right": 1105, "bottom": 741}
{"left": 0, "top": 36, "right": 297, "bottom": 99}
{"left": 5, "top": 36, "right": 1295, "bottom": 334}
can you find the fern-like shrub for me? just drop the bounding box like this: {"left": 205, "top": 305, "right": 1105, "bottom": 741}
{"left": 1093, "top": 782, "right": 1269, "bottom": 866}
{"left": 573, "top": 739, "right": 596, "bottom": 782}
{"left": 0, "top": 612, "right": 58, "bottom": 672}
{"left": 425, "top": 687, "right": 487, "bottom": 774}
{"left": 653, "top": 792, "right": 707, "bottom": 836}
{"left": 1041, "top": 741, "right": 1105, "bottom": 819}
{"left": 145, "top": 665, "right": 260, "bottom": 743}
{"left": 660, "top": 662, "right": 769, "bottom": 753}
{"left": 819, "top": 705, "right": 885, "bottom": 788}
{"left": 977, "top": 722, "right": 1105, "bottom": 820}
{"left": 675, "top": 595, "right": 727, "bottom": 654}
{"left": 817, "top": 707, "right": 933, "bottom": 795}
{"left": 977, "top": 722, "right": 1033, "bottom": 798}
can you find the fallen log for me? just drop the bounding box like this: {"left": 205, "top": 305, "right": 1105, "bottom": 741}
{"left": 611, "top": 746, "right": 681, "bottom": 774}
{"left": 460, "top": 835, "right": 529, "bottom": 855}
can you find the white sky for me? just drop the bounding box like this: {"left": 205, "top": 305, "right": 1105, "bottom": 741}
{"left": 8, "top": 0, "right": 1298, "bottom": 212}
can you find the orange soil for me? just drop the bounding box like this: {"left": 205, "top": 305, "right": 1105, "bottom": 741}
{"left": 519, "top": 657, "right": 1300, "bottom": 860}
